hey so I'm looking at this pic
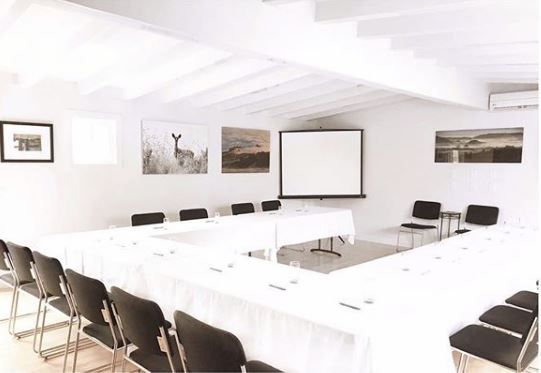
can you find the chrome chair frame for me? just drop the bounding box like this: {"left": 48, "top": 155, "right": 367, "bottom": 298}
{"left": 30, "top": 263, "right": 93, "bottom": 370}
{"left": 9, "top": 254, "right": 67, "bottom": 339}
{"left": 453, "top": 316, "right": 539, "bottom": 373}
{"left": 66, "top": 280, "right": 123, "bottom": 373}
{"left": 111, "top": 302, "right": 186, "bottom": 373}
{"left": 396, "top": 218, "right": 440, "bottom": 252}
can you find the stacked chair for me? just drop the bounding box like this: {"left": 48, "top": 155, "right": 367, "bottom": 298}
{"left": 450, "top": 290, "right": 539, "bottom": 373}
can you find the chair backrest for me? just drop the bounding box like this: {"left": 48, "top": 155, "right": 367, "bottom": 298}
{"left": 231, "top": 203, "right": 255, "bottom": 216}
{"left": 6, "top": 243, "right": 34, "bottom": 284}
{"left": 412, "top": 200, "right": 441, "bottom": 220}
{"left": 174, "top": 310, "right": 246, "bottom": 372}
{"left": 65, "top": 269, "right": 111, "bottom": 326}
{"left": 111, "top": 286, "right": 168, "bottom": 354}
{"left": 32, "top": 251, "right": 65, "bottom": 297}
{"left": 465, "top": 205, "right": 499, "bottom": 226}
{"left": 131, "top": 212, "right": 166, "bottom": 226}
{"left": 0, "top": 239, "right": 10, "bottom": 271}
{"left": 179, "top": 208, "right": 208, "bottom": 221}
{"left": 261, "top": 200, "right": 281, "bottom": 212}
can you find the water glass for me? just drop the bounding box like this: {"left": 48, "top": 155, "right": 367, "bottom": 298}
{"left": 108, "top": 225, "right": 116, "bottom": 240}
{"left": 227, "top": 248, "right": 238, "bottom": 268}
{"left": 163, "top": 217, "right": 170, "bottom": 227}
{"left": 289, "top": 260, "right": 301, "bottom": 284}
{"left": 215, "top": 212, "right": 221, "bottom": 219}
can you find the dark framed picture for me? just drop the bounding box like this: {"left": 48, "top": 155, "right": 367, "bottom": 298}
{"left": 0, "top": 121, "right": 54, "bottom": 163}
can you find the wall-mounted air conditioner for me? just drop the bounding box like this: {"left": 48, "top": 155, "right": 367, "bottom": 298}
{"left": 489, "top": 90, "right": 539, "bottom": 111}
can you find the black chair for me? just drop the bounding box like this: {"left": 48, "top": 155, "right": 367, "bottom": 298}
{"left": 396, "top": 200, "right": 441, "bottom": 250}
{"left": 456, "top": 204, "right": 499, "bottom": 234}
{"left": 131, "top": 212, "right": 166, "bottom": 227}
{"left": 0, "top": 240, "right": 15, "bottom": 323}
{"left": 179, "top": 208, "right": 208, "bottom": 221}
{"left": 66, "top": 269, "right": 124, "bottom": 373}
{"left": 450, "top": 305, "right": 538, "bottom": 373}
{"left": 261, "top": 200, "right": 281, "bottom": 212}
{"left": 6, "top": 243, "right": 43, "bottom": 337}
{"left": 506, "top": 291, "right": 538, "bottom": 312}
{"left": 110, "top": 287, "right": 184, "bottom": 373}
{"left": 480, "top": 305, "right": 534, "bottom": 336}
{"left": 173, "top": 309, "right": 281, "bottom": 372}
{"left": 32, "top": 251, "right": 82, "bottom": 365}
{"left": 231, "top": 203, "right": 255, "bottom": 216}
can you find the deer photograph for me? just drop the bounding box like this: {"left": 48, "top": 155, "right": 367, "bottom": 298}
{"left": 141, "top": 120, "right": 208, "bottom": 174}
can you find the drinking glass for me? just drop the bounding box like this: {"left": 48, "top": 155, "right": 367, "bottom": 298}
{"left": 289, "top": 260, "right": 301, "bottom": 284}
{"left": 108, "top": 225, "right": 116, "bottom": 241}
{"left": 163, "top": 217, "right": 170, "bottom": 227}
{"left": 227, "top": 248, "right": 238, "bottom": 268}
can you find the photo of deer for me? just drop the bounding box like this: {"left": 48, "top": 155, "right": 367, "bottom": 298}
{"left": 141, "top": 120, "right": 208, "bottom": 174}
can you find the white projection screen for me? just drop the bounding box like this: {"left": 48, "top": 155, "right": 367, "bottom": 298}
{"left": 279, "top": 129, "right": 365, "bottom": 198}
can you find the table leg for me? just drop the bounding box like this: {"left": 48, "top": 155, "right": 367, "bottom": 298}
{"left": 447, "top": 216, "right": 452, "bottom": 238}
{"left": 439, "top": 216, "right": 444, "bottom": 241}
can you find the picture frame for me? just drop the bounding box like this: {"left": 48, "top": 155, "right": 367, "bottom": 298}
{"left": 0, "top": 121, "right": 54, "bottom": 163}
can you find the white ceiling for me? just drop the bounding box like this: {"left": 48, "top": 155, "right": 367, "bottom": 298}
{"left": 0, "top": 0, "right": 537, "bottom": 121}
{"left": 303, "top": 0, "right": 539, "bottom": 85}
{"left": 0, "top": 0, "right": 411, "bottom": 121}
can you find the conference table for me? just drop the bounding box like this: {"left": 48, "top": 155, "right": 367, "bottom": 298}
{"left": 38, "top": 209, "right": 538, "bottom": 373}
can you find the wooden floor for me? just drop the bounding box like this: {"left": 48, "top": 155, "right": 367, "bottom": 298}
{"left": 0, "top": 240, "right": 536, "bottom": 372}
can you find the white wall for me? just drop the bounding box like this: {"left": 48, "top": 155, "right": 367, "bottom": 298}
{"left": 316, "top": 99, "right": 539, "bottom": 246}
{"left": 0, "top": 76, "right": 302, "bottom": 246}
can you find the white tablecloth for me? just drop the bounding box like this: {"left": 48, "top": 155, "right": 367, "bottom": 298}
{"left": 38, "top": 216, "right": 538, "bottom": 373}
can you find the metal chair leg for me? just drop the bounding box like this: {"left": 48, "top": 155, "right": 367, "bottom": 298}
{"left": 37, "top": 302, "right": 48, "bottom": 354}
{"left": 62, "top": 316, "right": 75, "bottom": 373}
{"left": 71, "top": 324, "right": 81, "bottom": 373}
{"left": 10, "top": 288, "right": 21, "bottom": 335}
{"left": 32, "top": 297, "right": 44, "bottom": 352}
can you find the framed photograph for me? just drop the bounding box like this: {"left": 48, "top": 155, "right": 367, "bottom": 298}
{"left": 0, "top": 121, "right": 54, "bottom": 163}
{"left": 222, "top": 126, "right": 270, "bottom": 173}
{"left": 141, "top": 120, "right": 208, "bottom": 174}
{"left": 435, "top": 127, "right": 524, "bottom": 163}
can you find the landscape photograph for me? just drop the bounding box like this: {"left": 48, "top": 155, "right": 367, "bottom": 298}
{"left": 435, "top": 127, "right": 524, "bottom": 163}
{"left": 222, "top": 126, "right": 270, "bottom": 173}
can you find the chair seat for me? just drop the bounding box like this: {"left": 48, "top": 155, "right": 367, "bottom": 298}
{"left": 20, "top": 282, "right": 42, "bottom": 298}
{"left": 245, "top": 360, "right": 282, "bottom": 372}
{"left": 0, "top": 273, "right": 14, "bottom": 286}
{"left": 49, "top": 296, "right": 72, "bottom": 317}
{"left": 480, "top": 305, "right": 533, "bottom": 335}
{"left": 401, "top": 223, "right": 437, "bottom": 230}
{"left": 455, "top": 229, "right": 471, "bottom": 234}
{"left": 83, "top": 323, "right": 126, "bottom": 349}
{"left": 129, "top": 337, "right": 183, "bottom": 373}
{"left": 506, "top": 291, "right": 538, "bottom": 311}
{"left": 450, "top": 325, "right": 538, "bottom": 371}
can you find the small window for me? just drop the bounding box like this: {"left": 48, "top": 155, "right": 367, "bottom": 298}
{"left": 71, "top": 112, "right": 119, "bottom": 165}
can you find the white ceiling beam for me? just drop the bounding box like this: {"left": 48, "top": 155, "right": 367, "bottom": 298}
{"left": 392, "top": 23, "right": 538, "bottom": 50}
{"left": 436, "top": 54, "right": 539, "bottom": 66}
{"left": 263, "top": 85, "right": 377, "bottom": 116}
{"left": 161, "top": 57, "right": 276, "bottom": 103}
{"left": 216, "top": 74, "right": 330, "bottom": 111}
{"left": 66, "top": 0, "right": 490, "bottom": 109}
{"left": 283, "top": 90, "right": 397, "bottom": 119}
{"left": 190, "top": 66, "right": 310, "bottom": 107}
{"left": 356, "top": 4, "right": 537, "bottom": 38}
{"left": 123, "top": 46, "right": 231, "bottom": 99}
{"left": 415, "top": 42, "right": 538, "bottom": 57}
{"left": 0, "top": 0, "right": 32, "bottom": 36}
{"left": 315, "top": 0, "right": 509, "bottom": 23}
{"left": 16, "top": 20, "right": 106, "bottom": 87}
{"left": 482, "top": 77, "right": 539, "bottom": 83}
{"left": 297, "top": 96, "right": 411, "bottom": 121}
{"left": 473, "top": 72, "right": 538, "bottom": 80}
{"left": 240, "top": 79, "right": 354, "bottom": 114}
{"left": 461, "top": 65, "right": 539, "bottom": 74}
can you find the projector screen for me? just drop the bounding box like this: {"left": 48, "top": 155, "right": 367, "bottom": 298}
{"left": 279, "top": 129, "right": 365, "bottom": 199}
